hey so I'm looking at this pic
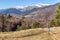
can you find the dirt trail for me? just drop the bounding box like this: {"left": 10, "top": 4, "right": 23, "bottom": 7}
{"left": 49, "top": 32, "right": 58, "bottom": 40}
{"left": 50, "top": 27, "right": 60, "bottom": 40}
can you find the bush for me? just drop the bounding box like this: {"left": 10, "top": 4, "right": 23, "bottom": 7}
{"left": 50, "top": 19, "right": 58, "bottom": 27}
{"left": 32, "top": 22, "right": 40, "bottom": 28}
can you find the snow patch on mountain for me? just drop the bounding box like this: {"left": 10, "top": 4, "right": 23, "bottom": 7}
{"left": 33, "top": 3, "right": 50, "bottom": 7}
{"left": 15, "top": 3, "right": 50, "bottom": 9}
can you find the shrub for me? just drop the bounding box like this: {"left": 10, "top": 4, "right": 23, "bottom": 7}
{"left": 32, "top": 22, "right": 40, "bottom": 28}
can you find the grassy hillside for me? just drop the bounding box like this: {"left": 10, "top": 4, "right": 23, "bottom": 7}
{"left": 0, "top": 28, "right": 53, "bottom": 40}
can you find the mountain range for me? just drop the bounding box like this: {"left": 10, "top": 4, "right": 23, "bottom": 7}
{"left": 0, "top": 3, "right": 51, "bottom": 15}
{"left": 0, "top": 3, "right": 59, "bottom": 20}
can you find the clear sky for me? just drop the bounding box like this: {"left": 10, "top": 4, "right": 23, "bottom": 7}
{"left": 0, "top": 0, "right": 60, "bottom": 9}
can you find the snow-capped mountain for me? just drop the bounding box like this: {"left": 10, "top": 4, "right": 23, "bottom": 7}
{"left": 0, "top": 3, "right": 53, "bottom": 15}
{"left": 15, "top": 4, "right": 50, "bottom": 12}
{"left": 0, "top": 4, "right": 57, "bottom": 15}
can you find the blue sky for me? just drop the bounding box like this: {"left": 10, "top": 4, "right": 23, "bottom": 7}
{"left": 0, "top": 0, "right": 60, "bottom": 9}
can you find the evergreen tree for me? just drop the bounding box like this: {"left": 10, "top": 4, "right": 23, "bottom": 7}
{"left": 50, "top": 4, "right": 60, "bottom": 27}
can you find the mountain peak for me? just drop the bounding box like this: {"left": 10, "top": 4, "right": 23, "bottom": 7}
{"left": 33, "top": 3, "right": 50, "bottom": 7}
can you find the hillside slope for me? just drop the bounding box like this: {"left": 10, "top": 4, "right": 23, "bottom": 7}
{"left": 0, "top": 27, "right": 60, "bottom": 40}
{"left": 0, "top": 28, "right": 53, "bottom": 40}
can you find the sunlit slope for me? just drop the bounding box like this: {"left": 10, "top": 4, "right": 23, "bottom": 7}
{"left": 0, "top": 28, "right": 53, "bottom": 40}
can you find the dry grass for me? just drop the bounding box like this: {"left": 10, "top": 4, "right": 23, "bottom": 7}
{"left": 0, "top": 28, "right": 53, "bottom": 40}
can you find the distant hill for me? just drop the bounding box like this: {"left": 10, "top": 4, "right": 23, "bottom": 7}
{"left": 0, "top": 8, "right": 22, "bottom": 15}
